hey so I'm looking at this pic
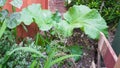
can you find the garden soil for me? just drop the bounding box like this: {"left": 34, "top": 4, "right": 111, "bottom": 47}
{"left": 49, "top": 0, "right": 116, "bottom": 68}
{"left": 49, "top": 0, "right": 97, "bottom": 68}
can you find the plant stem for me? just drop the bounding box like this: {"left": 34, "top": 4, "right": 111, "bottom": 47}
{"left": 12, "top": 6, "right": 16, "bottom": 12}
{"left": 21, "top": 23, "right": 28, "bottom": 32}
{"left": 0, "top": 7, "right": 2, "bottom": 11}
{"left": 35, "top": 33, "right": 39, "bottom": 45}
{"left": 0, "top": 21, "right": 7, "bottom": 38}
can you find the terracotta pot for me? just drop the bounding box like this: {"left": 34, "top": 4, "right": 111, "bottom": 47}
{"left": 16, "top": 23, "right": 39, "bottom": 42}
{"left": 3, "top": 0, "right": 48, "bottom": 42}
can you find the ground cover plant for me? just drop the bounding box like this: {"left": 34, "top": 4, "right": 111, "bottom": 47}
{"left": 0, "top": 0, "right": 108, "bottom": 68}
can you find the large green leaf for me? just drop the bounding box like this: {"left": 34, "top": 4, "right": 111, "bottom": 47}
{"left": 10, "top": 0, "right": 23, "bottom": 9}
{"left": 0, "top": 0, "right": 6, "bottom": 7}
{"left": 64, "top": 5, "right": 108, "bottom": 39}
{"left": 0, "top": 10, "right": 8, "bottom": 22}
{"left": 19, "top": 4, "right": 53, "bottom": 31}
{"left": 54, "top": 20, "right": 73, "bottom": 37}
{"left": 6, "top": 12, "right": 21, "bottom": 29}
{"left": 0, "top": 10, "right": 20, "bottom": 29}
{"left": 19, "top": 8, "right": 34, "bottom": 25}
{"left": 36, "top": 10, "right": 53, "bottom": 31}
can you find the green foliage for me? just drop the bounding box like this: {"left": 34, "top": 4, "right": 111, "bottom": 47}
{"left": 0, "top": 30, "right": 80, "bottom": 68}
{"left": 19, "top": 4, "right": 54, "bottom": 31}
{"left": 18, "top": 4, "right": 108, "bottom": 39}
{"left": 10, "top": 0, "right": 23, "bottom": 9}
{"left": 0, "top": 47, "right": 46, "bottom": 68}
{"left": 30, "top": 59, "right": 39, "bottom": 68}
{"left": 52, "top": 11, "right": 62, "bottom": 23}
{"left": 101, "top": 1, "right": 120, "bottom": 24}
{"left": 68, "top": 45, "right": 83, "bottom": 61}
{"left": 0, "top": 10, "right": 21, "bottom": 29}
{"left": 0, "top": 0, "right": 6, "bottom": 7}
{"left": 0, "top": 0, "right": 22, "bottom": 39}
{"left": 0, "top": 21, "right": 6, "bottom": 38}
{"left": 35, "top": 33, "right": 48, "bottom": 46}
{"left": 44, "top": 48, "right": 80, "bottom": 68}
{"left": 0, "top": 30, "right": 16, "bottom": 67}
{"left": 6, "top": 12, "right": 21, "bottom": 28}
{"left": 0, "top": 10, "right": 8, "bottom": 22}
{"left": 0, "top": 10, "right": 8, "bottom": 38}
{"left": 0, "top": 41, "right": 79, "bottom": 68}
{"left": 50, "top": 55, "right": 79, "bottom": 67}
{"left": 0, "top": 30, "right": 16, "bottom": 56}
{"left": 0, "top": 41, "right": 43, "bottom": 68}
{"left": 53, "top": 20, "right": 73, "bottom": 37}
{"left": 65, "top": 0, "right": 120, "bottom": 24}
{"left": 0, "top": 3, "right": 108, "bottom": 68}
{"left": 63, "top": 5, "right": 108, "bottom": 39}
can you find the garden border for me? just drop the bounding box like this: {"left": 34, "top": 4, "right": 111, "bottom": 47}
{"left": 97, "top": 32, "right": 120, "bottom": 68}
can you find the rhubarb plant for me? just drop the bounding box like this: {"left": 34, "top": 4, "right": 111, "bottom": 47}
{"left": 18, "top": 4, "right": 108, "bottom": 39}
{"left": 18, "top": 4, "right": 54, "bottom": 31}
{"left": 10, "top": 0, "right": 23, "bottom": 9}
{"left": 63, "top": 5, "right": 108, "bottom": 39}
{"left": 0, "top": 10, "right": 21, "bottom": 29}
{"left": 54, "top": 5, "right": 108, "bottom": 39}
{"left": 0, "top": 0, "right": 23, "bottom": 38}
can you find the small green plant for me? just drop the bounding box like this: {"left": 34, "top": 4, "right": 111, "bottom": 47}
{"left": 0, "top": 21, "right": 6, "bottom": 38}
{"left": 0, "top": 10, "right": 7, "bottom": 38}
{"left": 68, "top": 45, "right": 83, "bottom": 61}
{"left": 0, "top": 42, "right": 80, "bottom": 68}
{"left": 44, "top": 48, "right": 79, "bottom": 68}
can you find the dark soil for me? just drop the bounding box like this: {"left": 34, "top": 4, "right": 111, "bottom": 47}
{"left": 49, "top": 0, "right": 98, "bottom": 68}
{"left": 76, "top": 46, "right": 95, "bottom": 68}
{"left": 49, "top": 0, "right": 117, "bottom": 68}
{"left": 67, "top": 29, "right": 97, "bottom": 68}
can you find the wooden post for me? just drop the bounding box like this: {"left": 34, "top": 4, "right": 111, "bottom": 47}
{"left": 98, "top": 32, "right": 118, "bottom": 68}
{"left": 114, "top": 55, "right": 120, "bottom": 68}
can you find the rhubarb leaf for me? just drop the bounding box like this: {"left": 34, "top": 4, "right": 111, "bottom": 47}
{"left": 19, "top": 4, "right": 53, "bottom": 31}
{"left": 54, "top": 20, "right": 73, "bottom": 37}
{"left": 0, "top": 10, "right": 8, "bottom": 22}
{"left": 10, "top": 0, "right": 23, "bottom": 9}
{"left": 6, "top": 12, "right": 21, "bottom": 28}
{"left": 0, "top": 0, "right": 6, "bottom": 7}
{"left": 64, "top": 5, "right": 108, "bottom": 39}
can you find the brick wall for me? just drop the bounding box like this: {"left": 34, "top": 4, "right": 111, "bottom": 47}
{"left": 49, "top": 0, "right": 66, "bottom": 15}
